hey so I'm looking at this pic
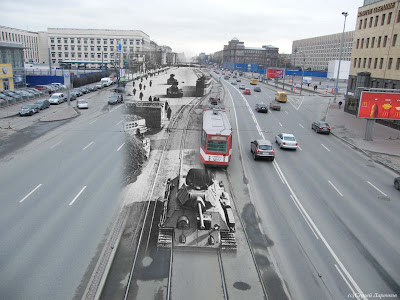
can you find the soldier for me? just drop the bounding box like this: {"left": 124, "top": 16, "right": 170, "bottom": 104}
{"left": 149, "top": 95, "right": 152, "bottom": 101}
{"left": 139, "top": 91, "right": 143, "bottom": 100}
{"left": 149, "top": 80, "right": 152, "bottom": 87}
{"left": 139, "top": 83, "right": 142, "bottom": 90}
{"left": 133, "top": 81, "right": 135, "bottom": 87}
{"left": 133, "top": 88, "right": 136, "bottom": 96}
{"left": 143, "top": 85, "right": 146, "bottom": 90}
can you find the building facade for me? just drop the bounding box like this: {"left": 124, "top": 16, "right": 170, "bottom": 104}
{"left": 0, "top": 41, "right": 25, "bottom": 90}
{"left": 346, "top": 0, "right": 400, "bottom": 123}
{"left": 291, "top": 31, "right": 354, "bottom": 71}
{"left": 221, "top": 38, "right": 279, "bottom": 72}
{"left": 0, "top": 25, "right": 40, "bottom": 63}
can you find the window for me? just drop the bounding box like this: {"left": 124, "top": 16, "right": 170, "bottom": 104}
{"left": 85, "top": 53, "right": 88, "bottom": 58}
{"left": 78, "top": 46, "right": 81, "bottom": 51}
{"left": 379, "top": 58, "right": 384, "bottom": 69}
{"left": 201, "top": 131, "right": 207, "bottom": 149}
{"left": 375, "top": 15, "right": 379, "bottom": 27}
{"left": 368, "top": 58, "right": 372, "bottom": 68}
{"left": 65, "top": 53, "right": 69, "bottom": 58}
{"left": 136, "top": 40, "right": 140, "bottom": 45}
{"left": 58, "top": 45, "right": 61, "bottom": 51}
{"left": 393, "top": 34, "right": 397, "bottom": 46}
{"left": 362, "top": 58, "right": 366, "bottom": 68}
{"left": 361, "top": 38, "right": 364, "bottom": 48}
{"left": 397, "top": 58, "right": 400, "bottom": 70}
{"left": 64, "top": 38, "right": 68, "bottom": 43}
{"left": 130, "top": 40, "right": 134, "bottom": 45}
{"left": 84, "top": 38, "right": 88, "bottom": 44}
{"left": 383, "top": 36, "right": 388, "bottom": 47}
{"left": 71, "top": 45, "right": 75, "bottom": 51}
{"left": 123, "top": 39, "right": 127, "bottom": 45}
{"left": 71, "top": 53, "right": 75, "bottom": 58}
{"left": 369, "top": 17, "right": 373, "bottom": 27}
{"left": 58, "top": 53, "right": 62, "bottom": 58}
{"left": 110, "top": 40, "right": 114, "bottom": 45}
{"left": 130, "top": 47, "right": 134, "bottom": 52}
{"left": 364, "top": 18, "right": 367, "bottom": 29}
{"left": 366, "top": 38, "right": 370, "bottom": 48}
{"left": 110, "top": 47, "right": 114, "bottom": 52}
{"left": 103, "top": 39, "right": 107, "bottom": 44}
{"left": 104, "top": 54, "right": 108, "bottom": 58}
{"left": 64, "top": 45, "right": 68, "bottom": 51}
{"left": 123, "top": 47, "right": 127, "bottom": 52}
{"left": 57, "top": 38, "right": 61, "bottom": 43}
{"left": 381, "top": 14, "right": 386, "bottom": 25}
{"left": 51, "top": 52, "right": 55, "bottom": 58}
{"left": 378, "top": 36, "right": 381, "bottom": 47}
{"left": 50, "top": 38, "right": 54, "bottom": 44}
{"left": 91, "top": 53, "right": 94, "bottom": 58}
{"left": 78, "top": 53, "right": 81, "bottom": 58}
{"left": 91, "top": 47, "right": 94, "bottom": 51}
{"left": 207, "top": 140, "right": 227, "bottom": 153}
{"left": 374, "top": 58, "right": 378, "bottom": 69}
{"left": 103, "top": 46, "right": 107, "bottom": 51}
{"left": 397, "top": 10, "right": 400, "bottom": 23}
{"left": 359, "top": 19, "right": 363, "bottom": 29}
{"left": 111, "top": 53, "right": 114, "bottom": 58}
{"left": 51, "top": 46, "right": 55, "bottom": 51}
{"left": 388, "top": 12, "right": 392, "bottom": 24}
{"left": 388, "top": 58, "right": 393, "bottom": 69}
{"left": 357, "top": 58, "right": 361, "bottom": 68}
{"left": 70, "top": 38, "right": 74, "bottom": 43}
{"left": 97, "top": 53, "right": 101, "bottom": 59}
{"left": 90, "top": 39, "right": 94, "bottom": 44}
{"left": 372, "top": 37, "right": 375, "bottom": 48}
{"left": 356, "top": 39, "right": 360, "bottom": 49}
{"left": 97, "top": 39, "right": 101, "bottom": 44}
{"left": 97, "top": 46, "right": 101, "bottom": 51}
{"left": 77, "top": 38, "right": 81, "bottom": 44}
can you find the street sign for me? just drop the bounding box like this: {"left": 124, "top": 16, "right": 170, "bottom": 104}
{"left": 64, "top": 71, "right": 71, "bottom": 87}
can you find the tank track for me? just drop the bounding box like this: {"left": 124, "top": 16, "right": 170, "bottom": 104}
{"left": 157, "top": 227, "right": 173, "bottom": 249}
{"left": 220, "top": 231, "right": 237, "bottom": 250}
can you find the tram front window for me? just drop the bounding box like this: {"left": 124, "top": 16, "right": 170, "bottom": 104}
{"left": 207, "top": 140, "right": 227, "bottom": 153}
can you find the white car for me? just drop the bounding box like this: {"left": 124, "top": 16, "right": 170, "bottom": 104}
{"left": 49, "top": 93, "right": 66, "bottom": 104}
{"left": 275, "top": 133, "right": 298, "bottom": 150}
{"left": 76, "top": 99, "right": 88, "bottom": 109}
{"left": 239, "top": 84, "right": 246, "bottom": 89}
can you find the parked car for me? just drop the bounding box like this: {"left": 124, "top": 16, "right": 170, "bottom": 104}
{"left": 49, "top": 93, "right": 66, "bottom": 104}
{"left": 244, "top": 88, "right": 251, "bottom": 95}
{"left": 51, "top": 83, "right": 66, "bottom": 89}
{"left": 69, "top": 92, "right": 78, "bottom": 100}
{"left": 27, "top": 88, "right": 43, "bottom": 96}
{"left": 312, "top": 121, "right": 331, "bottom": 134}
{"left": 33, "top": 99, "right": 51, "bottom": 110}
{"left": 250, "top": 139, "right": 275, "bottom": 161}
{"left": 3, "top": 91, "right": 22, "bottom": 101}
{"left": 19, "top": 104, "right": 39, "bottom": 116}
{"left": 13, "top": 90, "right": 30, "bottom": 99}
{"left": 108, "top": 94, "right": 122, "bottom": 105}
{"left": 275, "top": 133, "right": 298, "bottom": 150}
{"left": 254, "top": 86, "right": 261, "bottom": 92}
{"left": 394, "top": 177, "right": 400, "bottom": 190}
{"left": 79, "top": 87, "right": 89, "bottom": 94}
{"left": 76, "top": 99, "right": 88, "bottom": 109}
{"left": 0, "top": 92, "right": 14, "bottom": 102}
{"left": 34, "top": 85, "right": 52, "bottom": 94}
{"left": 255, "top": 103, "right": 268, "bottom": 113}
{"left": 95, "top": 82, "right": 104, "bottom": 89}
{"left": 239, "top": 84, "right": 246, "bottom": 89}
{"left": 231, "top": 81, "right": 237, "bottom": 85}
{"left": 88, "top": 85, "right": 97, "bottom": 91}
{"left": 269, "top": 101, "right": 281, "bottom": 111}
{"left": 236, "top": 78, "right": 241, "bottom": 82}
{"left": 72, "top": 89, "right": 83, "bottom": 96}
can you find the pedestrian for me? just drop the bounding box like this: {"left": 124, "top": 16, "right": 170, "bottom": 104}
{"left": 121, "top": 95, "right": 124, "bottom": 103}
{"left": 319, "top": 81, "right": 322, "bottom": 85}
{"left": 141, "top": 78, "right": 143, "bottom": 82}
{"left": 139, "top": 83, "right": 142, "bottom": 90}
{"left": 307, "top": 83, "right": 310, "bottom": 87}
{"left": 146, "top": 75, "right": 148, "bottom": 80}
{"left": 338, "top": 100, "right": 343, "bottom": 109}
{"left": 167, "top": 107, "right": 172, "bottom": 120}
{"left": 139, "top": 91, "right": 143, "bottom": 100}
{"left": 133, "top": 88, "right": 136, "bottom": 96}
{"left": 149, "top": 95, "right": 152, "bottom": 101}
{"left": 143, "top": 85, "right": 146, "bottom": 90}
{"left": 149, "top": 80, "right": 152, "bottom": 87}
{"left": 133, "top": 81, "right": 135, "bottom": 87}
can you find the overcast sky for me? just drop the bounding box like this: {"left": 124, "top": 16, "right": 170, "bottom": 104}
{"left": 1, "top": 0, "right": 364, "bottom": 59}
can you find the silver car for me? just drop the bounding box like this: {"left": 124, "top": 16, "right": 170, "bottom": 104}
{"left": 275, "top": 133, "right": 298, "bottom": 150}
{"left": 250, "top": 139, "right": 275, "bottom": 161}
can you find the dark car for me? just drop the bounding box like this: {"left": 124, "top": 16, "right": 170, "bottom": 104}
{"left": 108, "top": 94, "right": 122, "bottom": 105}
{"left": 254, "top": 86, "right": 261, "bottom": 92}
{"left": 19, "top": 104, "right": 39, "bottom": 116}
{"left": 255, "top": 103, "right": 268, "bottom": 113}
{"left": 33, "top": 99, "right": 51, "bottom": 110}
{"left": 0, "top": 92, "right": 14, "bottom": 102}
{"left": 250, "top": 139, "right": 275, "bottom": 161}
{"left": 394, "top": 177, "right": 400, "bottom": 190}
{"left": 72, "top": 89, "right": 83, "bottom": 96}
{"left": 3, "top": 91, "right": 22, "bottom": 101}
{"left": 312, "top": 121, "right": 331, "bottom": 134}
{"left": 79, "top": 87, "right": 89, "bottom": 94}
{"left": 269, "top": 101, "right": 281, "bottom": 111}
{"left": 34, "top": 85, "right": 52, "bottom": 94}
{"left": 69, "top": 92, "right": 78, "bottom": 100}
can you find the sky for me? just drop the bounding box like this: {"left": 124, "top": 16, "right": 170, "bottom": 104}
{"left": 1, "top": 0, "right": 364, "bottom": 59}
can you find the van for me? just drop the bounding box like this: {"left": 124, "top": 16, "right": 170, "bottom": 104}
{"left": 275, "top": 91, "right": 287, "bottom": 103}
{"left": 250, "top": 78, "right": 258, "bottom": 85}
{"left": 101, "top": 77, "right": 113, "bottom": 86}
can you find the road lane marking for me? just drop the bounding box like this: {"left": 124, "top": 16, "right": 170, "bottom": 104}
{"left": 109, "top": 105, "right": 122, "bottom": 113}
{"left": 83, "top": 141, "right": 94, "bottom": 150}
{"left": 50, "top": 141, "right": 62, "bottom": 149}
{"left": 285, "top": 111, "right": 288, "bottom": 114}
{"left": 19, "top": 184, "right": 42, "bottom": 203}
{"left": 89, "top": 119, "right": 97, "bottom": 124}
{"left": 272, "top": 163, "right": 285, "bottom": 184}
{"left": 334, "top": 264, "right": 359, "bottom": 300}
{"left": 328, "top": 181, "right": 343, "bottom": 196}
{"left": 366, "top": 181, "right": 388, "bottom": 196}
{"left": 321, "top": 144, "right": 331, "bottom": 152}
{"left": 69, "top": 186, "right": 87, "bottom": 206}
{"left": 117, "top": 142, "right": 125, "bottom": 151}
{"left": 116, "top": 120, "right": 124, "bottom": 126}
{"left": 299, "top": 123, "right": 304, "bottom": 128}
{"left": 290, "top": 195, "right": 319, "bottom": 240}
{"left": 278, "top": 122, "right": 283, "bottom": 127}
{"left": 298, "top": 146, "right": 302, "bottom": 151}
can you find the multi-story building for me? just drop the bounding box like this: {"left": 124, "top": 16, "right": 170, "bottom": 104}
{"left": 291, "top": 31, "right": 354, "bottom": 71}
{"left": 222, "top": 38, "right": 279, "bottom": 72}
{"left": 346, "top": 0, "right": 400, "bottom": 129}
{"left": 0, "top": 25, "right": 40, "bottom": 63}
{"left": 0, "top": 41, "right": 25, "bottom": 90}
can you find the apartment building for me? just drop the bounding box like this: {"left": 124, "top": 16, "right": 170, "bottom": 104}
{"left": 291, "top": 31, "right": 354, "bottom": 71}
{"left": 0, "top": 25, "right": 40, "bottom": 63}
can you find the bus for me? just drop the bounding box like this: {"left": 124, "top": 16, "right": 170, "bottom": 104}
{"left": 250, "top": 78, "right": 258, "bottom": 85}
{"left": 200, "top": 109, "right": 232, "bottom": 168}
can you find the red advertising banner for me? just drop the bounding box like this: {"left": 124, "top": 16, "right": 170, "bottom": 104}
{"left": 358, "top": 92, "right": 400, "bottom": 120}
{"left": 267, "top": 68, "right": 284, "bottom": 79}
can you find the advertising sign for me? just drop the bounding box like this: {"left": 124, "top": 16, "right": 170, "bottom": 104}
{"left": 267, "top": 68, "right": 284, "bottom": 79}
{"left": 358, "top": 92, "right": 400, "bottom": 120}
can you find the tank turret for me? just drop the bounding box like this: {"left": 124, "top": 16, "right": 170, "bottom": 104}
{"left": 158, "top": 169, "right": 236, "bottom": 250}
{"left": 167, "top": 74, "right": 178, "bottom": 85}
{"left": 166, "top": 85, "right": 183, "bottom": 98}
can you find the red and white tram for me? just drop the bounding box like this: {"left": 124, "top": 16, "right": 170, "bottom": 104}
{"left": 200, "top": 108, "right": 233, "bottom": 168}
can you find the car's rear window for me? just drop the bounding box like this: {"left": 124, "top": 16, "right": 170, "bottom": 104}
{"left": 284, "top": 136, "right": 295, "bottom": 141}
{"left": 259, "top": 145, "right": 272, "bottom": 150}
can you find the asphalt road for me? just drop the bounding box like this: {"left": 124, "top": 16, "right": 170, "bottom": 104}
{"left": 220, "top": 74, "right": 400, "bottom": 300}
{"left": 0, "top": 88, "right": 127, "bottom": 299}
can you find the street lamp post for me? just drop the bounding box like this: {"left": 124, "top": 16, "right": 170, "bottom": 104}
{"left": 334, "top": 12, "right": 348, "bottom": 103}
{"left": 300, "top": 54, "right": 305, "bottom": 95}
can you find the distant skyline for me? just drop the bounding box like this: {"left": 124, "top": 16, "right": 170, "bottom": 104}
{"left": 1, "top": 0, "right": 364, "bottom": 58}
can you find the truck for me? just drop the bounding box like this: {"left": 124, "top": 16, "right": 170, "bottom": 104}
{"left": 100, "top": 77, "right": 113, "bottom": 86}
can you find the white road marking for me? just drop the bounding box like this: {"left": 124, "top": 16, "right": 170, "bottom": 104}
{"left": 69, "top": 186, "right": 87, "bottom": 206}
{"left": 19, "top": 184, "right": 42, "bottom": 203}
{"left": 299, "top": 123, "right": 304, "bottom": 128}
{"left": 328, "top": 181, "right": 343, "bottom": 196}
{"left": 367, "top": 181, "right": 388, "bottom": 197}
{"left": 109, "top": 105, "right": 122, "bottom": 113}
{"left": 278, "top": 122, "right": 283, "bottom": 127}
{"left": 83, "top": 141, "right": 94, "bottom": 150}
{"left": 117, "top": 142, "right": 125, "bottom": 151}
{"left": 335, "top": 264, "right": 359, "bottom": 300}
{"left": 89, "top": 119, "right": 97, "bottom": 124}
{"left": 50, "top": 141, "right": 62, "bottom": 149}
{"left": 285, "top": 111, "right": 288, "bottom": 114}
{"left": 116, "top": 120, "right": 124, "bottom": 126}
{"left": 321, "top": 144, "right": 331, "bottom": 152}
{"left": 290, "top": 195, "right": 319, "bottom": 240}
{"left": 298, "top": 146, "right": 302, "bottom": 151}
{"left": 272, "top": 163, "right": 285, "bottom": 184}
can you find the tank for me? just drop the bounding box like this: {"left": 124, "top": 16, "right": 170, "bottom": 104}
{"left": 166, "top": 85, "right": 183, "bottom": 98}
{"left": 158, "top": 169, "right": 237, "bottom": 250}
{"left": 167, "top": 74, "right": 178, "bottom": 85}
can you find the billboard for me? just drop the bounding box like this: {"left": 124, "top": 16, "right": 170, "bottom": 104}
{"left": 267, "top": 68, "right": 284, "bottom": 79}
{"left": 358, "top": 91, "right": 400, "bottom": 120}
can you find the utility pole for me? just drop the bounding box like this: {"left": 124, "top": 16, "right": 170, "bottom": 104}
{"left": 300, "top": 54, "right": 305, "bottom": 95}
{"left": 334, "top": 12, "right": 348, "bottom": 103}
